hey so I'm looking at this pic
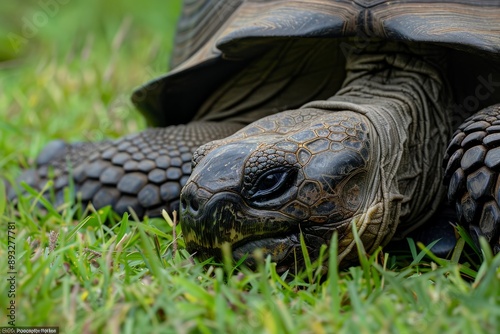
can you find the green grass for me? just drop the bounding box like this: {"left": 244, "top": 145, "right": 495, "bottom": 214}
{"left": 1, "top": 1, "right": 500, "bottom": 333}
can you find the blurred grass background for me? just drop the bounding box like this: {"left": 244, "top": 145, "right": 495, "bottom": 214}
{"left": 0, "top": 0, "right": 181, "bottom": 178}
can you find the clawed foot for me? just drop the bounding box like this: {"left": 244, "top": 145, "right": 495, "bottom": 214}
{"left": 444, "top": 104, "right": 500, "bottom": 254}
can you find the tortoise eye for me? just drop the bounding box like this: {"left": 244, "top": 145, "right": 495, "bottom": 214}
{"left": 253, "top": 169, "right": 295, "bottom": 200}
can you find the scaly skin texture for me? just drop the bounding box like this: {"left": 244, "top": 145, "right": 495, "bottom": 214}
{"left": 180, "top": 44, "right": 454, "bottom": 269}
{"left": 14, "top": 122, "right": 244, "bottom": 217}
{"left": 444, "top": 104, "right": 500, "bottom": 253}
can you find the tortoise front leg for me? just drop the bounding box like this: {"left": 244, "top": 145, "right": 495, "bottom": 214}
{"left": 444, "top": 103, "right": 500, "bottom": 254}
{"left": 12, "top": 122, "right": 243, "bottom": 218}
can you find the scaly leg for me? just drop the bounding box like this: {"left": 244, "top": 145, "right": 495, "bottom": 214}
{"left": 444, "top": 103, "right": 500, "bottom": 253}
{"left": 12, "top": 122, "right": 243, "bottom": 217}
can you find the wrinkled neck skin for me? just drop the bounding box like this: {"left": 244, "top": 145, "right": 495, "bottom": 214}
{"left": 304, "top": 43, "right": 452, "bottom": 257}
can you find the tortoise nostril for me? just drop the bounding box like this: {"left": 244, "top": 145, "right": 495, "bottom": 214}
{"left": 191, "top": 198, "right": 200, "bottom": 211}
{"left": 180, "top": 182, "right": 212, "bottom": 215}
{"left": 180, "top": 190, "right": 201, "bottom": 214}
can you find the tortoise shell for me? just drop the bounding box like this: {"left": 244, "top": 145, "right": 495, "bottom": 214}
{"left": 132, "top": 0, "right": 500, "bottom": 127}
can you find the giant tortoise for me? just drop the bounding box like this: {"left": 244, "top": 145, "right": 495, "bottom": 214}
{"left": 17, "top": 0, "right": 500, "bottom": 269}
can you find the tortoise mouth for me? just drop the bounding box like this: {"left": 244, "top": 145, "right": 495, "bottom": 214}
{"left": 229, "top": 216, "right": 356, "bottom": 271}
{"left": 184, "top": 227, "right": 301, "bottom": 268}
{"left": 184, "top": 216, "right": 353, "bottom": 272}
{"left": 231, "top": 230, "right": 301, "bottom": 266}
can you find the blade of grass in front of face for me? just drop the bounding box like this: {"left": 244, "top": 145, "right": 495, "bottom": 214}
{"left": 299, "top": 231, "right": 313, "bottom": 283}
{"left": 328, "top": 232, "right": 341, "bottom": 319}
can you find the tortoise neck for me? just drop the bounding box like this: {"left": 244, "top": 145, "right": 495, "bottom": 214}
{"left": 333, "top": 43, "right": 449, "bottom": 109}
{"left": 304, "top": 44, "right": 453, "bottom": 236}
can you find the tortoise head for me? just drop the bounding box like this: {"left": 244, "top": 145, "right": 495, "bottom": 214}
{"left": 180, "top": 109, "right": 384, "bottom": 270}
